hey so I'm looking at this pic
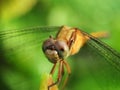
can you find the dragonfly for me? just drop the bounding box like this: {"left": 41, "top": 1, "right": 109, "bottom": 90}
{"left": 0, "top": 26, "right": 120, "bottom": 90}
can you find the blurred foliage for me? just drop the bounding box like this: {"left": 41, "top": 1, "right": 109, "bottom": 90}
{"left": 1, "top": 0, "right": 37, "bottom": 22}
{"left": 0, "top": 0, "right": 120, "bottom": 90}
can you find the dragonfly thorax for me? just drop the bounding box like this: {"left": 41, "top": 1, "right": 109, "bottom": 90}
{"left": 42, "top": 37, "right": 69, "bottom": 63}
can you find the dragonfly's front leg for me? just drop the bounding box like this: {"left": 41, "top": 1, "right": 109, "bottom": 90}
{"left": 62, "top": 60, "right": 71, "bottom": 89}
{"left": 48, "top": 60, "right": 64, "bottom": 90}
{"left": 50, "top": 63, "right": 57, "bottom": 74}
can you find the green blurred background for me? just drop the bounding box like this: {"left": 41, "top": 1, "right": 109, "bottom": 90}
{"left": 1, "top": 0, "right": 120, "bottom": 90}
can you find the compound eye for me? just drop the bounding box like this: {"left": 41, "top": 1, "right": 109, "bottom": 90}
{"left": 55, "top": 40, "right": 69, "bottom": 58}
{"left": 42, "top": 38, "right": 55, "bottom": 52}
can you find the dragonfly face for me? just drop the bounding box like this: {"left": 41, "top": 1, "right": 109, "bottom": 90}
{"left": 42, "top": 36, "right": 69, "bottom": 63}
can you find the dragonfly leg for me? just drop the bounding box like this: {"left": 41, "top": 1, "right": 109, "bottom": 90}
{"left": 48, "top": 60, "right": 64, "bottom": 90}
{"left": 62, "top": 60, "right": 71, "bottom": 89}
{"left": 50, "top": 63, "right": 57, "bottom": 74}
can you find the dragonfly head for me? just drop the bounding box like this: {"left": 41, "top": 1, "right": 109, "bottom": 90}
{"left": 42, "top": 37, "right": 69, "bottom": 63}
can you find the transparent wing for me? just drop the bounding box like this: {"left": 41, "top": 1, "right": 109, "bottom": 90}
{"left": 66, "top": 31, "right": 120, "bottom": 90}
{"left": 84, "top": 31, "right": 120, "bottom": 71}
{"left": 0, "top": 26, "right": 61, "bottom": 39}
{"left": 0, "top": 26, "right": 61, "bottom": 55}
{"left": 0, "top": 26, "right": 61, "bottom": 90}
